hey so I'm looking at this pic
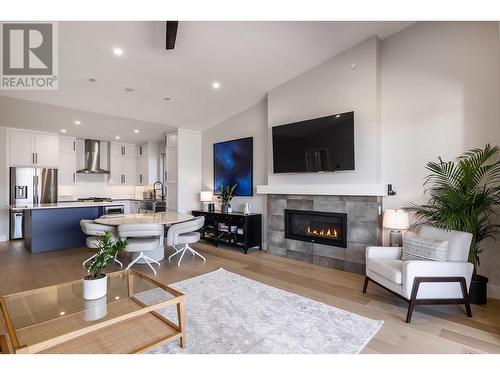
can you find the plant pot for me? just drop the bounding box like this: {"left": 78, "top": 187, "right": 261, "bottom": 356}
{"left": 469, "top": 275, "right": 488, "bottom": 305}
{"left": 221, "top": 204, "right": 231, "bottom": 214}
{"left": 83, "top": 295, "right": 108, "bottom": 321}
{"left": 82, "top": 274, "right": 108, "bottom": 300}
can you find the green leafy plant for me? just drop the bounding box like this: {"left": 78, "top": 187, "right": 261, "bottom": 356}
{"left": 217, "top": 184, "right": 237, "bottom": 205}
{"left": 404, "top": 144, "right": 500, "bottom": 278}
{"left": 84, "top": 231, "right": 127, "bottom": 280}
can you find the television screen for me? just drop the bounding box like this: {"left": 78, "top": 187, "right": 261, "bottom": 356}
{"left": 214, "top": 137, "right": 253, "bottom": 196}
{"left": 272, "top": 111, "right": 354, "bottom": 173}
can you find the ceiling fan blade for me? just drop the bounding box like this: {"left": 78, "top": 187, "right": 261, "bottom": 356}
{"left": 166, "top": 21, "right": 178, "bottom": 50}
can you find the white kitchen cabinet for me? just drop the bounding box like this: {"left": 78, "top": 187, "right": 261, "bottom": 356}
{"left": 9, "top": 130, "right": 34, "bottom": 166}
{"left": 135, "top": 142, "right": 159, "bottom": 186}
{"left": 58, "top": 136, "right": 77, "bottom": 185}
{"left": 109, "top": 155, "right": 123, "bottom": 184}
{"left": 59, "top": 137, "right": 76, "bottom": 153}
{"left": 166, "top": 147, "right": 178, "bottom": 184}
{"left": 8, "top": 129, "right": 59, "bottom": 167}
{"left": 109, "top": 143, "right": 135, "bottom": 185}
{"left": 58, "top": 152, "right": 77, "bottom": 185}
{"left": 166, "top": 132, "right": 178, "bottom": 148}
{"left": 166, "top": 184, "right": 178, "bottom": 211}
{"left": 33, "top": 134, "right": 59, "bottom": 167}
{"left": 111, "top": 142, "right": 134, "bottom": 157}
{"left": 122, "top": 156, "right": 135, "bottom": 185}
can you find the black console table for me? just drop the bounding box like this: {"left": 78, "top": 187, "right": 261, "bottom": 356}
{"left": 191, "top": 210, "right": 262, "bottom": 254}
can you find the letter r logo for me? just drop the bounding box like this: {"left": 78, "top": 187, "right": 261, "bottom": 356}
{"left": 2, "top": 23, "right": 53, "bottom": 75}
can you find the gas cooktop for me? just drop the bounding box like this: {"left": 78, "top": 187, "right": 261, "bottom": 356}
{"left": 77, "top": 197, "right": 113, "bottom": 203}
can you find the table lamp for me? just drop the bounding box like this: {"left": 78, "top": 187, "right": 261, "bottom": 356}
{"left": 383, "top": 209, "right": 409, "bottom": 247}
{"left": 200, "top": 191, "right": 213, "bottom": 211}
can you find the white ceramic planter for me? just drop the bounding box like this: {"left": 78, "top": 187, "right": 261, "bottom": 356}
{"left": 82, "top": 274, "right": 108, "bottom": 300}
{"left": 83, "top": 295, "right": 108, "bottom": 321}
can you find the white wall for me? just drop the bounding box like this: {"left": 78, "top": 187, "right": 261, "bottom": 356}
{"left": 201, "top": 99, "right": 268, "bottom": 243}
{"left": 0, "top": 126, "right": 8, "bottom": 241}
{"left": 203, "top": 22, "right": 500, "bottom": 295}
{"left": 267, "top": 36, "right": 381, "bottom": 185}
{"left": 380, "top": 21, "right": 500, "bottom": 295}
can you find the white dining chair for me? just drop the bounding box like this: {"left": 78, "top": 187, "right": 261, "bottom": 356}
{"left": 167, "top": 216, "right": 206, "bottom": 267}
{"left": 80, "top": 219, "right": 123, "bottom": 267}
{"left": 117, "top": 223, "right": 164, "bottom": 275}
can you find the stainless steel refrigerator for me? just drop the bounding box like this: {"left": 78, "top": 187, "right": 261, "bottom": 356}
{"left": 9, "top": 167, "right": 58, "bottom": 239}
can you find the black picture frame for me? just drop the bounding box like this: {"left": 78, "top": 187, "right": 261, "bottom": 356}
{"left": 213, "top": 137, "right": 253, "bottom": 197}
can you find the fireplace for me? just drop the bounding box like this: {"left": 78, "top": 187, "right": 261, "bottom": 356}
{"left": 284, "top": 209, "right": 347, "bottom": 248}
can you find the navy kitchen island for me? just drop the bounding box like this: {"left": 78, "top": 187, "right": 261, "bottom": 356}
{"left": 24, "top": 206, "right": 105, "bottom": 253}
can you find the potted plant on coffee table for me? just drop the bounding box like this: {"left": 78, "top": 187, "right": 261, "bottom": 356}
{"left": 405, "top": 144, "right": 500, "bottom": 304}
{"left": 218, "top": 184, "right": 237, "bottom": 213}
{"left": 83, "top": 231, "right": 127, "bottom": 300}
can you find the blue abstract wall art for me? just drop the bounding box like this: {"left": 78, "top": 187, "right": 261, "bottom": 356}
{"left": 214, "top": 137, "right": 253, "bottom": 196}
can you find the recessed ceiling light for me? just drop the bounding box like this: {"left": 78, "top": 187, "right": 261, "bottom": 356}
{"left": 335, "top": 115, "right": 341, "bottom": 118}
{"left": 124, "top": 87, "right": 134, "bottom": 92}
{"left": 86, "top": 77, "right": 97, "bottom": 83}
{"left": 59, "top": 311, "right": 66, "bottom": 316}
{"left": 115, "top": 136, "right": 120, "bottom": 140}
{"left": 212, "top": 82, "right": 220, "bottom": 90}
{"left": 115, "top": 296, "right": 120, "bottom": 300}
{"left": 134, "top": 129, "right": 140, "bottom": 133}
{"left": 60, "top": 129, "right": 67, "bottom": 133}
{"left": 74, "top": 120, "right": 81, "bottom": 125}
{"left": 113, "top": 47, "right": 123, "bottom": 56}
{"left": 163, "top": 97, "right": 171, "bottom": 101}
{"left": 349, "top": 62, "right": 358, "bottom": 70}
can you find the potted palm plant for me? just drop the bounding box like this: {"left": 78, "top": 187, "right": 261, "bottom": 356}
{"left": 218, "top": 184, "right": 237, "bottom": 213}
{"left": 83, "top": 232, "right": 127, "bottom": 300}
{"left": 405, "top": 144, "right": 500, "bottom": 304}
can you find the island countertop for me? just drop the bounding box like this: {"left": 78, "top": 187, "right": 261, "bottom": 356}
{"left": 8, "top": 201, "right": 125, "bottom": 210}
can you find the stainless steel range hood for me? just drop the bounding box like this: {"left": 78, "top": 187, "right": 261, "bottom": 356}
{"left": 76, "top": 139, "right": 110, "bottom": 174}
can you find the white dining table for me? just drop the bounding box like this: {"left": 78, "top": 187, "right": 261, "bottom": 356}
{"left": 95, "top": 211, "right": 194, "bottom": 226}
{"left": 95, "top": 211, "right": 194, "bottom": 262}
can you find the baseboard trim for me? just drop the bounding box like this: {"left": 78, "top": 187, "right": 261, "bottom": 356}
{"left": 0, "top": 235, "right": 8, "bottom": 242}
{"left": 487, "top": 283, "right": 500, "bottom": 300}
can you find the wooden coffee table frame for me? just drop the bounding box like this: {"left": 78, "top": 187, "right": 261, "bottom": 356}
{"left": 0, "top": 269, "right": 185, "bottom": 354}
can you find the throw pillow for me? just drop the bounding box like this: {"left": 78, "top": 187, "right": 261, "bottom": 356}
{"left": 402, "top": 235, "right": 449, "bottom": 261}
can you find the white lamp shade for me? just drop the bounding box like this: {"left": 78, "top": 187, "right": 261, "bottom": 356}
{"left": 200, "top": 191, "right": 213, "bottom": 202}
{"left": 383, "top": 209, "right": 409, "bottom": 230}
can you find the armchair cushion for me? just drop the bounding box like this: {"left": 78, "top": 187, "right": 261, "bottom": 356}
{"left": 366, "top": 246, "right": 402, "bottom": 260}
{"left": 402, "top": 234, "right": 449, "bottom": 261}
{"left": 418, "top": 225, "right": 473, "bottom": 262}
{"left": 368, "top": 259, "right": 403, "bottom": 284}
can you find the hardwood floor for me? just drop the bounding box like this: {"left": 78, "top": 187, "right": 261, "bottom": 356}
{"left": 1, "top": 239, "right": 500, "bottom": 354}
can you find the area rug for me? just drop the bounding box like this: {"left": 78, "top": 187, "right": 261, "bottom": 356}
{"left": 140, "top": 268, "right": 383, "bottom": 354}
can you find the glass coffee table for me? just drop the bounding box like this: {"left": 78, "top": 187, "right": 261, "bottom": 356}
{"left": 0, "top": 269, "right": 185, "bottom": 354}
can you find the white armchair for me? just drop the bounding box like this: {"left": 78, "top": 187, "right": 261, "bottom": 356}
{"left": 363, "top": 225, "right": 473, "bottom": 323}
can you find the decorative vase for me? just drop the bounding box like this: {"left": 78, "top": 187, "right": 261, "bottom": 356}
{"left": 83, "top": 295, "right": 108, "bottom": 321}
{"left": 82, "top": 274, "right": 108, "bottom": 300}
{"left": 221, "top": 204, "right": 230, "bottom": 213}
{"left": 469, "top": 275, "right": 488, "bottom": 305}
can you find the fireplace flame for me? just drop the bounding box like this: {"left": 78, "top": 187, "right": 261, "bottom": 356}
{"left": 306, "top": 226, "right": 338, "bottom": 239}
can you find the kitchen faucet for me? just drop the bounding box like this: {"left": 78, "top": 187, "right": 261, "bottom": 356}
{"left": 152, "top": 181, "right": 165, "bottom": 201}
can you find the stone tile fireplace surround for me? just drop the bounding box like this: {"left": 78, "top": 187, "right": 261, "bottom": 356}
{"left": 267, "top": 194, "right": 382, "bottom": 275}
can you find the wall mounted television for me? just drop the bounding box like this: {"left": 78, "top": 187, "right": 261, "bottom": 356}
{"left": 272, "top": 111, "right": 354, "bottom": 173}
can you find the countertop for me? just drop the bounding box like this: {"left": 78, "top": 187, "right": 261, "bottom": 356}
{"left": 9, "top": 198, "right": 163, "bottom": 210}
{"left": 8, "top": 201, "right": 126, "bottom": 210}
